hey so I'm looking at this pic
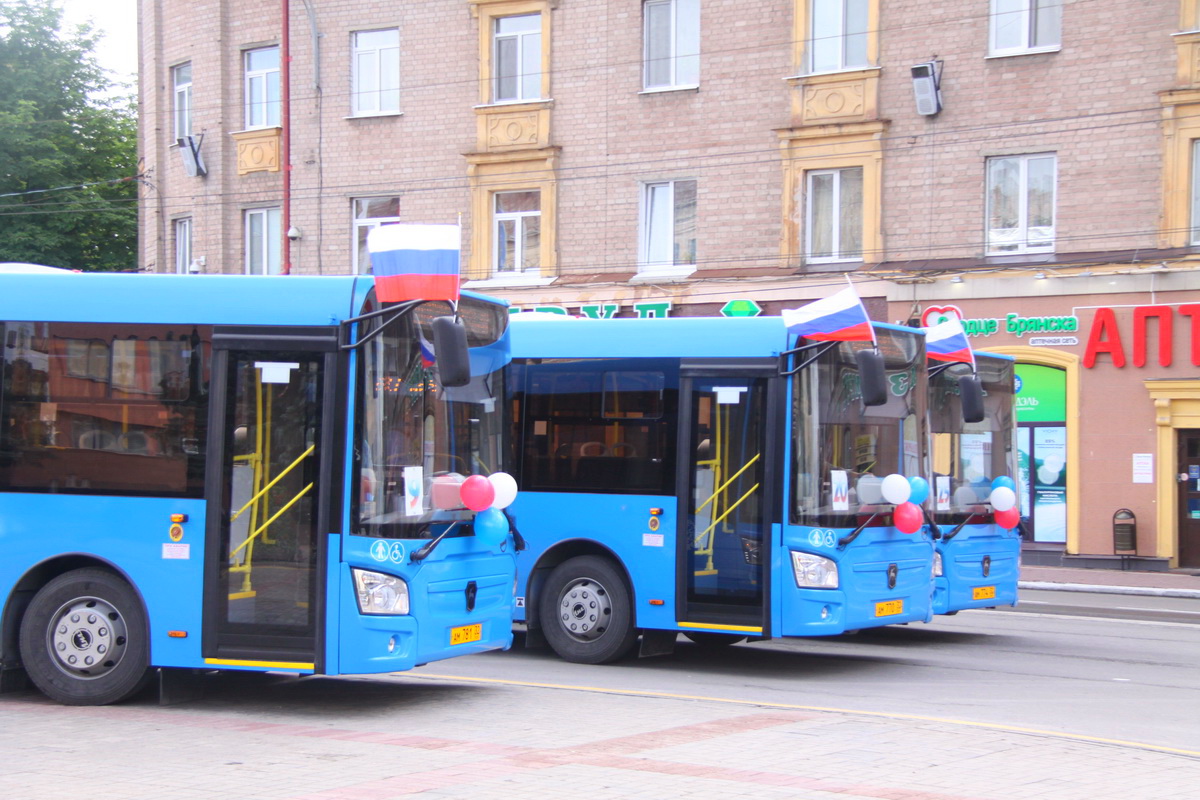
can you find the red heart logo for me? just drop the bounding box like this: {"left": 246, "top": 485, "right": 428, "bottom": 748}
{"left": 920, "top": 305, "right": 963, "bottom": 328}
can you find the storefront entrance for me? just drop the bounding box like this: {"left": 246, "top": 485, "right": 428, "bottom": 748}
{"left": 1015, "top": 365, "right": 1068, "bottom": 545}
{"left": 1176, "top": 430, "right": 1200, "bottom": 568}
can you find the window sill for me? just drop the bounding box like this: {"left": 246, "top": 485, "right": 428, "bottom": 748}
{"left": 784, "top": 66, "right": 879, "bottom": 81}
{"left": 464, "top": 274, "right": 556, "bottom": 288}
{"left": 474, "top": 99, "right": 553, "bottom": 110}
{"left": 630, "top": 266, "right": 696, "bottom": 283}
{"left": 985, "top": 47, "right": 1061, "bottom": 60}
{"left": 344, "top": 111, "right": 403, "bottom": 120}
{"left": 638, "top": 84, "right": 699, "bottom": 95}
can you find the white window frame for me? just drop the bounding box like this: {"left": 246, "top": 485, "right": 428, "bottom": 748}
{"left": 985, "top": 153, "right": 1057, "bottom": 255}
{"left": 352, "top": 197, "right": 401, "bottom": 274}
{"left": 638, "top": 179, "right": 697, "bottom": 276}
{"left": 493, "top": 13, "right": 542, "bottom": 103}
{"left": 805, "top": 167, "right": 863, "bottom": 264}
{"left": 807, "top": 0, "right": 870, "bottom": 74}
{"left": 1191, "top": 140, "right": 1200, "bottom": 246}
{"left": 988, "top": 0, "right": 1061, "bottom": 57}
{"left": 174, "top": 217, "right": 192, "bottom": 274}
{"left": 492, "top": 190, "right": 541, "bottom": 275}
{"left": 351, "top": 29, "right": 400, "bottom": 116}
{"left": 243, "top": 46, "right": 280, "bottom": 129}
{"left": 172, "top": 63, "right": 192, "bottom": 139}
{"left": 244, "top": 207, "right": 281, "bottom": 275}
{"left": 642, "top": 0, "right": 699, "bottom": 91}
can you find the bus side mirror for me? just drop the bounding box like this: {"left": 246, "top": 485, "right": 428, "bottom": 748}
{"left": 959, "top": 375, "right": 985, "bottom": 423}
{"left": 432, "top": 316, "right": 471, "bottom": 388}
{"left": 856, "top": 349, "right": 888, "bottom": 407}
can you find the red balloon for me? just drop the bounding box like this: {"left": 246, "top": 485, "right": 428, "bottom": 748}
{"left": 995, "top": 507, "right": 1020, "bottom": 529}
{"left": 459, "top": 474, "right": 495, "bottom": 512}
{"left": 893, "top": 502, "right": 923, "bottom": 534}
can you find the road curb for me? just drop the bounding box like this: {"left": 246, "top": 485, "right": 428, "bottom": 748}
{"left": 1019, "top": 581, "right": 1200, "bottom": 600}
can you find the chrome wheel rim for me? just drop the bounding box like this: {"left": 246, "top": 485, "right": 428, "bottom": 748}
{"left": 46, "top": 596, "right": 128, "bottom": 680}
{"left": 556, "top": 577, "right": 612, "bottom": 643}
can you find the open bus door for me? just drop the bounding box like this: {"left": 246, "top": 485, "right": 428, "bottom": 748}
{"left": 202, "top": 327, "right": 340, "bottom": 671}
{"left": 675, "top": 368, "right": 779, "bottom": 640}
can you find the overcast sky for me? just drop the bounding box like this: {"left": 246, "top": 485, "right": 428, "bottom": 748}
{"left": 60, "top": 0, "right": 137, "bottom": 86}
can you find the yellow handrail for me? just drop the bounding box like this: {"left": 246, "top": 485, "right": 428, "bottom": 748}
{"left": 693, "top": 483, "right": 761, "bottom": 547}
{"left": 695, "top": 453, "right": 760, "bottom": 515}
{"left": 230, "top": 444, "right": 315, "bottom": 522}
{"left": 230, "top": 481, "right": 314, "bottom": 561}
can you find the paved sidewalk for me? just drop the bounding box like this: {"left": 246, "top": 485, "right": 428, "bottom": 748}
{"left": 1020, "top": 564, "right": 1200, "bottom": 598}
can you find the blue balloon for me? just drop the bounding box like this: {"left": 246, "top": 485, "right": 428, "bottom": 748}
{"left": 908, "top": 476, "right": 930, "bottom": 505}
{"left": 473, "top": 507, "right": 509, "bottom": 547}
{"left": 991, "top": 475, "right": 1016, "bottom": 491}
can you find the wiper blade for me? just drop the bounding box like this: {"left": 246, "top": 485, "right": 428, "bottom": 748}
{"left": 410, "top": 520, "right": 461, "bottom": 562}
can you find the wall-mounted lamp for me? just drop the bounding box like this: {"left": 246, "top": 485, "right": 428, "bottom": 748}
{"left": 1034, "top": 272, "right": 1046, "bottom": 280}
{"left": 950, "top": 276, "right": 964, "bottom": 284}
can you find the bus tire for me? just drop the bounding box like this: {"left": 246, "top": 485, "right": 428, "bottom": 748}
{"left": 683, "top": 632, "right": 746, "bottom": 647}
{"left": 540, "top": 556, "right": 637, "bottom": 664}
{"left": 19, "top": 568, "right": 151, "bottom": 705}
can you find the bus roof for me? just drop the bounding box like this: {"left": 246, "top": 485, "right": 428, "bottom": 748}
{"left": 0, "top": 273, "right": 503, "bottom": 326}
{"left": 509, "top": 315, "right": 924, "bottom": 360}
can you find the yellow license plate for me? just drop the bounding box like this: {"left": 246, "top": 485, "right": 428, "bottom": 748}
{"left": 973, "top": 585, "right": 996, "bottom": 600}
{"left": 874, "top": 599, "right": 903, "bottom": 617}
{"left": 449, "top": 623, "right": 482, "bottom": 645}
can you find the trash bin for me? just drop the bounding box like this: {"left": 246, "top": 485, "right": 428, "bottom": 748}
{"left": 1112, "top": 509, "right": 1136, "bottom": 567}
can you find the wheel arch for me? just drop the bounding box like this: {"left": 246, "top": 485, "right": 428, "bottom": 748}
{"left": 524, "top": 539, "right": 634, "bottom": 633}
{"left": 1, "top": 555, "right": 146, "bottom": 670}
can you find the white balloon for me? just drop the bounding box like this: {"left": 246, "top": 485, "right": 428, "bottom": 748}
{"left": 989, "top": 485, "right": 1016, "bottom": 512}
{"left": 880, "top": 473, "right": 912, "bottom": 505}
{"left": 953, "top": 486, "right": 977, "bottom": 507}
{"left": 487, "top": 471, "right": 519, "bottom": 509}
{"left": 856, "top": 475, "right": 883, "bottom": 505}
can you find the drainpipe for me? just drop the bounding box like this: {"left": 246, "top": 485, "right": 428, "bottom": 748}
{"left": 281, "top": 0, "right": 292, "bottom": 274}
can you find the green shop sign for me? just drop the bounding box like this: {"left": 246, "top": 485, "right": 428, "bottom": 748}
{"left": 1014, "top": 364, "right": 1066, "bottom": 422}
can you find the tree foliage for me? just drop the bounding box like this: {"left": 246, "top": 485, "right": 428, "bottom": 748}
{"left": 0, "top": 0, "right": 138, "bottom": 271}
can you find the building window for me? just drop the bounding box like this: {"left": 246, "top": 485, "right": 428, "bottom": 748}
{"left": 494, "top": 190, "right": 540, "bottom": 274}
{"left": 989, "top": 0, "right": 1061, "bottom": 56}
{"left": 493, "top": 13, "right": 541, "bottom": 103}
{"left": 806, "top": 167, "right": 863, "bottom": 263}
{"left": 352, "top": 197, "right": 401, "bottom": 274}
{"left": 174, "top": 218, "right": 192, "bottom": 274}
{"left": 808, "top": 0, "right": 869, "bottom": 73}
{"left": 640, "top": 180, "right": 697, "bottom": 272}
{"left": 1192, "top": 141, "right": 1200, "bottom": 245}
{"left": 172, "top": 63, "right": 192, "bottom": 139}
{"left": 986, "top": 154, "right": 1056, "bottom": 254}
{"left": 352, "top": 29, "right": 400, "bottom": 116}
{"left": 244, "top": 46, "right": 280, "bottom": 129}
{"left": 643, "top": 0, "right": 699, "bottom": 90}
{"left": 244, "top": 207, "right": 281, "bottom": 275}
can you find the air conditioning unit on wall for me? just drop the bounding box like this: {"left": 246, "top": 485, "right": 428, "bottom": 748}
{"left": 911, "top": 61, "right": 943, "bottom": 117}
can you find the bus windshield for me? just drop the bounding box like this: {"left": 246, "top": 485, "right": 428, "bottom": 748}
{"left": 354, "top": 298, "right": 506, "bottom": 539}
{"left": 792, "top": 329, "right": 925, "bottom": 525}
{"left": 928, "top": 357, "right": 1015, "bottom": 515}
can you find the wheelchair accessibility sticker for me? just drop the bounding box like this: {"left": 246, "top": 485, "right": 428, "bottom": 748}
{"left": 370, "top": 540, "right": 406, "bottom": 564}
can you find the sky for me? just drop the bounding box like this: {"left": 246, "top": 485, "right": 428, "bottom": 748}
{"left": 60, "top": 0, "right": 138, "bottom": 86}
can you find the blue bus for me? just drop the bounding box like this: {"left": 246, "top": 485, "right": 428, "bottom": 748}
{"left": 505, "top": 315, "right": 936, "bottom": 663}
{"left": 0, "top": 272, "right": 517, "bottom": 704}
{"left": 926, "top": 353, "right": 1020, "bottom": 614}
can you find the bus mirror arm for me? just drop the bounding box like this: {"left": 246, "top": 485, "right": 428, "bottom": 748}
{"left": 838, "top": 511, "right": 881, "bottom": 548}
{"left": 411, "top": 520, "right": 462, "bottom": 563}
{"left": 501, "top": 508, "right": 527, "bottom": 552}
{"left": 779, "top": 341, "right": 837, "bottom": 377}
{"left": 340, "top": 300, "right": 422, "bottom": 351}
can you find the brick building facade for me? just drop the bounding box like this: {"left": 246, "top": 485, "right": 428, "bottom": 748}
{"left": 139, "top": 1, "right": 1200, "bottom": 568}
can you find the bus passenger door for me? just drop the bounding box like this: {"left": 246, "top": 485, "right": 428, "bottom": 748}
{"left": 202, "top": 330, "right": 338, "bottom": 670}
{"left": 677, "top": 373, "right": 774, "bottom": 633}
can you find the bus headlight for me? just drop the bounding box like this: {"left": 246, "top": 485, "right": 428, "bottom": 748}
{"left": 352, "top": 569, "right": 410, "bottom": 615}
{"left": 933, "top": 551, "right": 943, "bottom": 578}
{"left": 791, "top": 551, "right": 838, "bottom": 589}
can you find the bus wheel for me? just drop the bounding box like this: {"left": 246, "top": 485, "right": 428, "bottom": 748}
{"left": 540, "top": 556, "right": 637, "bottom": 664}
{"left": 19, "top": 568, "right": 151, "bottom": 705}
{"left": 683, "top": 632, "right": 746, "bottom": 647}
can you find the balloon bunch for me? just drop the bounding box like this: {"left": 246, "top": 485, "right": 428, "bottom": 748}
{"left": 878, "top": 473, "right": 924, "bottom": 534}
{"left": 988, "top": 476, "right": 1019, "bottom": 529}
{"left": 459, "top": 472, "right": 519, "bottom": 546}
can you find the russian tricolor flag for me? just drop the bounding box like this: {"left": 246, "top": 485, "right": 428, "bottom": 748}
{"left": 367, "top": 224, "right": 460, "bottom": 304}
{"left": 782, "top": 285, "right": 875, "bottom": 343}
{"left": 924, "top": 319, "right": 975, "bottom": 366}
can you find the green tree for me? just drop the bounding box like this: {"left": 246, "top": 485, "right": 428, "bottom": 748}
{"left": 0, "top": 0, "right": 137, "bottom": 271}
